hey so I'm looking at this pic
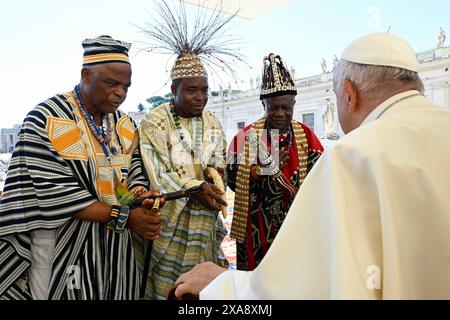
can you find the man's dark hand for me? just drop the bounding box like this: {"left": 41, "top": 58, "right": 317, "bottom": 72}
{"left": 127, "top": 197, "right": 163, "bottom": 240}
{"left": 138, "top": 191, "right": 166, "bottom": 209}
{"left": 191, "top": 183, "right": 227, "bottom": 211}
{"left": 215, "top": 167, "right": 225, "bottom": 179}
{"left": 203, "top": 166, "right": 225, "bottom": 183}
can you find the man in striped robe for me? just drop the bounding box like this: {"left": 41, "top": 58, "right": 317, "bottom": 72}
{"left": 0, "top": 35, "right": 162, "bottom": 300}
{"left": 228, "top": 53, "right": 324, "bottom": 271}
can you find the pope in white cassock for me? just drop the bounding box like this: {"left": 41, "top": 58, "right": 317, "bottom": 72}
{"left": 173, "top": 32, "right": 450, "bottom": 300}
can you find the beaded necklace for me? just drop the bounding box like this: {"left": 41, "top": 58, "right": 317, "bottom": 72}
{"left": 266, "top": 123, "right": 293, "bottom": 154}
{"left": 279, "top": 125, "right": 293, "bottom": 153}
{"left": 170, "top": 104, "right": 203, "bottom": 160}
{"left": 74, "top": 85, "right": 115, "bottom": 160}
{"left": 74, "top": 85, "right": 112, "bottom": 144}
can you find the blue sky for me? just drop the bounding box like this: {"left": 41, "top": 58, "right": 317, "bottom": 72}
{"left": 1, "top": 0, "right": 449, "bottom": 128}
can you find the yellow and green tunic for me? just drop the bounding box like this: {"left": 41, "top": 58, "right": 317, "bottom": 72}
{"left": 139, "top": 103, "right": 228, "bottom": 300}
{"left": 0, "top": 90, "right": 148, "bottom": 299}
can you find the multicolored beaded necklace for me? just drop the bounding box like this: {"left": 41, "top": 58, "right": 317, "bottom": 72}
{"left": 266, "top": 123, "right": 293, "bottom": 155}
{"left": 279, "top": 125, "right": 293, "bottom": 154}
{"left": 74, "top": 85, "right": 115, "bottom": 159}
{"left": 170, "top": 103, "right": 203, "bottom": 159}
{"left": 75, "top": 85, "right": 112, "bottom": 144}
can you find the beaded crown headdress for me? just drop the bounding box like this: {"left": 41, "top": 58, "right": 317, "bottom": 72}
{"left": 138, "top": 0, "right": 247, "bottom": 83}
{"left": 260, "top": 53, "right": 297, "bottom": 100}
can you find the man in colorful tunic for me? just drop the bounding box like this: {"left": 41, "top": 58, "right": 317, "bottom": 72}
{"left": 0, "top": 35, "right": 162, "bottom": 300}
{"left": 139, "top": 52, "right": 229, "bottom": 300}
{"left": 137, "top": 0, "right": 248, "bottom": 300}
{"left": 227, "top": 53, "right": 324, "bottom": 271}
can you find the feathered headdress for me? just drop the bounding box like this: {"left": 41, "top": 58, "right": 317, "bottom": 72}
{"left": 137, "top": 0, "right": 248, "bottom": 83}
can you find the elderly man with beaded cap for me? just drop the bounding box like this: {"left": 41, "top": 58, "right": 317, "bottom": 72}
{"left": 137, "top": 0, "right": 239, "bottom": 300}
{"left": 0, "top": 35, "right": 163, "bottom": 300}
{"left": 227, "top": 53, "right": 324, "bottom": 271}
{"left": 173, "top": 33, "right": 450, "bottom": 300}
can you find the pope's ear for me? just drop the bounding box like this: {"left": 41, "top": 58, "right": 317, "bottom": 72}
{"left": 343, "top": 79, "right": 359, "bottom": 113}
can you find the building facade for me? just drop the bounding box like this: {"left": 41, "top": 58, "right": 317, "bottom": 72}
{"left": 127, "top": 111, "right": 147, "bottom": 127}
{"left": 1, "top": 125, "right": 21, "bottom": 153}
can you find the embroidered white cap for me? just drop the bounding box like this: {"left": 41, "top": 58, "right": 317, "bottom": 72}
{"left": 341, "top": 33, "right": 419, "bottom": 72}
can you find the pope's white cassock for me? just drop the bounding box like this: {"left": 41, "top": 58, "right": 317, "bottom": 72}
{"left": 201, "top": 90, "right": 450, "bottom": 299}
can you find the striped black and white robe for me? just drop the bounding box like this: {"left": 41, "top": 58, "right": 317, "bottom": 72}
{"left": 0, "top": 90, "right": 148, "bottom": 300}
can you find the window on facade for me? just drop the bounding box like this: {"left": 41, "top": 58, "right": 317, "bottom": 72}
{"left": 8, "top": 135, "right": 13, "bottom": 144}
{"left": 237, "top": 121, "right": 245, "bottom": 130}
{"left": 302, "top": 113, "right": 315, "bottom": 131}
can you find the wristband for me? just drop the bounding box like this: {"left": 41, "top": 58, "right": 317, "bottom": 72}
{"left": 106, "top": 205, "right": 121, "bottom": 231}
{"left": 115, "top": 206, "right": 130, "bottom": 233}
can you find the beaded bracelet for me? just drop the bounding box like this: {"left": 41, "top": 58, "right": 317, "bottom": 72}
{"left": 115, "top": 206, "right": 130, "bottom": 233}
{"left": 106, "top": 205, "right": 121, "bottom": 231}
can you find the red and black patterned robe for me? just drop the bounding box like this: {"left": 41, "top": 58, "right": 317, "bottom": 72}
{"left": 227, "top": 119, "right": 324, "bottom": 270}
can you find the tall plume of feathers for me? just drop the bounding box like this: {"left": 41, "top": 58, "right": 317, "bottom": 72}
{"left": 135, "top": 0, "right": 250, "bottom": 86}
